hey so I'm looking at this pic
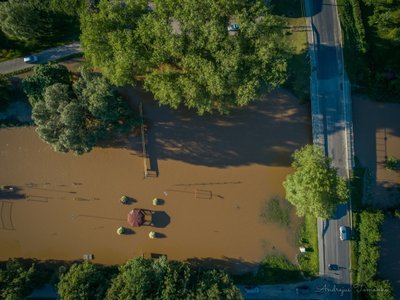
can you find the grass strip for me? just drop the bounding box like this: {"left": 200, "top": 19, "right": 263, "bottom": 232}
{"left": 297, "top": 214, "right": 319, "bottom": 277}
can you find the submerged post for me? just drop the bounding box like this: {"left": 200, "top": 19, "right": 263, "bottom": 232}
{"left": 139, "top": 101, "right": 148, "bottom": 178}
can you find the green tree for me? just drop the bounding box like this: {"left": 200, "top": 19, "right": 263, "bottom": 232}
{"left": 0, "top": 0, "right": 56, "bottom": 43}
{"left": 0, "top": 260, "right": 37, "bottom": 300}
{"left": 81, "top": 0, "right": 288, "bottom": 114}
{"left": 194, "top": 269, "right": 243, "bottom": 300}
{"left": 106, "top": 257, "right": 242, "bottom": 300}
{"left": 106, "top": 257, "right": 165, "bottom": 300}
{"left": 0, "top": 74, "right": 12, "bottom": 111}
{"left": 0, "top": 0, "right": 81, "bottom": 46}
{"left": 23, "top": 63, "right": 71, "bottom": 105}
{"left": 57, "top": 261, "right": 110, "bottom": 300}
{"left": 28, "top": 63, "right": 138, "bottom": 155}
{"left": 283, "top": 145, "right": 349, "bottom": 218}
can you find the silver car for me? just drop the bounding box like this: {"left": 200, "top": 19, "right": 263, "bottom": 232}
{"left": 23, "top": 55, "right": 38, "bottom": 63}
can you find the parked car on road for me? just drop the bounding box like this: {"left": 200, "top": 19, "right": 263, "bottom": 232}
{"left": 23, "top": 55, "right": 38, "bottom": 63}
{"left": 339, "top": 225, "right": 348, "bottom": 240}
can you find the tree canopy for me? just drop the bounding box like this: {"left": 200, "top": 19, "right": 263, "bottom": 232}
{"left": 283, "top": 145, "right": 349, "bottom": 218}
{"left": 24, "top": 63, "right": 138, "bottom": 155}
{"left": 0, "top": 74, "right": 12, "bottom": 110}
{"left": 0, "top": 0, "right": 82, "bottom": 45}
{"left": 106, "top": 257, "right": 242, "bottom": 300}
{"left": 0, "top": 260, "right": 38, "bottom": 300}
{"left": 57, "top": 261, "right": 111, "bottom": 300}
{"left": 81, "top": 0, "right": 288, "bottom": 114}
{"left": 23, "top": 63, "right": 71, "bottom": 105}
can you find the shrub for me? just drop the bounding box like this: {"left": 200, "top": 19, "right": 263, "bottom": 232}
{"left": 260, "top": 196, "right": 291, "bottom": 226}
{"left": 384, "top": 156, "right": 399, "bottom": 171}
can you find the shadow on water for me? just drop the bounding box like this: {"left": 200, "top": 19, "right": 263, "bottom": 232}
{"left": 154, "top": 232, "right": 166, "bottom": 239}
{"left": 118, "top": 87, "right": 311, "bottom": 168}
{"left": 150, "top": 211, "right": 170, "bottom": 228}
{"left": 186, "top": 257, "right": 259, "bottom": 275}
{"left": 123, "top": 228, "right": 135, "bottom": 235}
{"left": 0, "top": 187, "right": 25, "bottom": 200}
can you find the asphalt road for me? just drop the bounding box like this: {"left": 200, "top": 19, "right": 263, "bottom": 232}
{"left": 0, "top": 42, "right": 81, "bottom": 75}
{"left": 238, "top": 278, "right": 353, "bottom": 299}
{"left": 305, "top": 0, "right": 352, "bottom": 298}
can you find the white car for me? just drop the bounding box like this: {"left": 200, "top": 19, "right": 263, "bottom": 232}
{"left": 339, "top": 226, "right": 348, "bottom": 240}
{"left": 23, "top": 55, "right": 38, "bottom": 63}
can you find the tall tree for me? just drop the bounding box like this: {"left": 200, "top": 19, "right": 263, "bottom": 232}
{"left": 0, "top": 0, "right": 81, "bottom": 45}
{"left": 0, "top": 74, "right": 12, "bottom": 110}
{"left": 57, "top": 261, "right": 110, "bottom": 300}
{"left": 23, "top": 63, "right": 71, "bottom": 106}
{"left": 283, "top": 145, "right": 349, "bottom": 218}
{"left": 26, "top": 63, "right": 138, "bottom": 155}
{"left": 106, "top": 257, "right": 242, "bottom": 300}
{"left": 81, "top": 0, "right": 288, "bottom": 114}
{"left": 0, "top": 260, "right": 37, "bottom": 300}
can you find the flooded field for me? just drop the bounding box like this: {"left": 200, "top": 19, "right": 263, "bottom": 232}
{"left": 353, "top": 96, "right": 400, "bottom": 208}
{"left": 0, "top": 88, "right": 310, "bottom": 272}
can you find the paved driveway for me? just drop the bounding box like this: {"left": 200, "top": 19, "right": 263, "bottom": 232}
{"left": 0, "top": 42, "right": 81, "bottom": 75}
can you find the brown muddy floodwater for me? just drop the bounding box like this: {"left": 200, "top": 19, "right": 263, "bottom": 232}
{"left": 0, "top": 88, "right": 310, "bottom": 273}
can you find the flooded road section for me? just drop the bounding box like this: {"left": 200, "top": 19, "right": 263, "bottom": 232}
{"left": 0, "top": 89, "right": 310, "bottom": 272}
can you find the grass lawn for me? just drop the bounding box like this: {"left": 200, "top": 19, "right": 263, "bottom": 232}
{"left": 271, "top": 0, "right": 310, "bottom": 102}
{"left": 297, "top": 214, "right": 319, "bottom": 277}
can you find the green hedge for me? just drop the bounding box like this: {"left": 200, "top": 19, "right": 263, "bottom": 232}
{"left": 354, "top": 210, "right": 394, "bottom": 299}
{"left": 337, "top": 0, "right": 369, "bottom": 84}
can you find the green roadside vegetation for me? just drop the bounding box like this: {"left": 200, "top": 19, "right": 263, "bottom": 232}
{"left": 282, "top": 145, "right": 350, "bottom": 278}
{"left": 0, "top": 0, "right": 82, "bottom": 62}
{"left": 297, "top": 214, "right": 319, "bottom": 277}
{"left": 353, "top": 211, "right": 393, "bottom": 299}
{"left": 349, "top": 158, "right": 394, "bottom": 299}
{"left": 234, "top": 254, "right": 303, "bottom": 285}
{"left": 337, "top": 0, "right": 400, "bottom": 102}
{"left": 283, "top": 145, "right": 349, "bottom": 219}
{"left": 271, "top": 0, "right": 310, "bottom": 102}
{"left": 0, "top": 257, "right": 242, "bottom": 300}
